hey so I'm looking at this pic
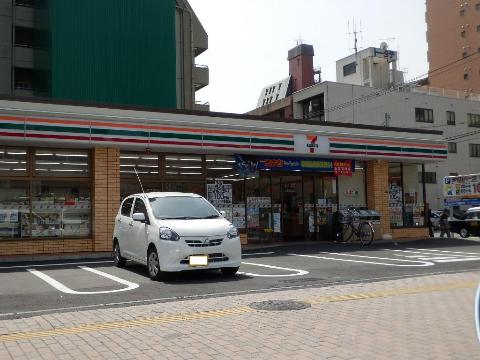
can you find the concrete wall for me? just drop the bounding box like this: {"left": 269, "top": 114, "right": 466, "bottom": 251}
{"left": 293, "top": 81, "right": 480, "bottom": 210}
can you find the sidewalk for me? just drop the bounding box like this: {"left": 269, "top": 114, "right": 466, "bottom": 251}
{"left": 0, "top": 271, "right": 478, "bottom": 359}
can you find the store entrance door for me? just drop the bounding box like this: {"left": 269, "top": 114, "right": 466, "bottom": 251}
{"left": 281, "top": 176, "right": 304, "bottom": 241}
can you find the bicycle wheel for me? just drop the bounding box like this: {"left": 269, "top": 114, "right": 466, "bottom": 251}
{"left": 341, "top": 223, "right": 355, "bottom": 242}
{"left": 358, "top": 222, "right": 374, "bottom": 246}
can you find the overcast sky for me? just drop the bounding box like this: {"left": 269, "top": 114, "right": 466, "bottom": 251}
{"left": 188, "top": 0, "right": 428, "bottom": 114}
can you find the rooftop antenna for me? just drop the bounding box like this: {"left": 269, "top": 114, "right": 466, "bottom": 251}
{"left": 134, "top": 167, "right": 145, "bottom": 194}
{"left": 295, "top": 36, "right": 303, "bottom": 46}
{"left": 348, "top": 19, "right": 362, "bottom": 54}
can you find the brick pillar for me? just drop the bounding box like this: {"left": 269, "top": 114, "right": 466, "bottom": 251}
{"left": 93, "top": 148, "right": 120, "bottom": 252}
{"left": 366, "top": 160, "right": 392, "bottom": 237}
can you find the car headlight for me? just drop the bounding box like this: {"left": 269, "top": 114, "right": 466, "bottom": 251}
{"left": 227, "top": 224, "right": 239, "bottom": 239}
{"left": 159, "top": 227, "right": 180, "bottom": 241}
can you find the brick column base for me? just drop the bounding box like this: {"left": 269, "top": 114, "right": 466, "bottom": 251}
{"left": 366, "top": 160, "right": 392, "bottom": 237}
{"left": 93, "top": 148, "right": 120, "bottom": 252}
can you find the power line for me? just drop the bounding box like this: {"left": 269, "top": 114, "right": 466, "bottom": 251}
{"left": 295, "top": 51, "right": 480, "bottom": 120}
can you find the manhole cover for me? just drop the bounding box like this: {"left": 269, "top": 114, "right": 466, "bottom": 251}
{"left": 248, "top": 300, "right": 311, "bottom": 311}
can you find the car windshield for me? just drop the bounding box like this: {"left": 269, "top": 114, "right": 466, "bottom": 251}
{"left": 149, "top": 196, "right": 220, "bottom": 220}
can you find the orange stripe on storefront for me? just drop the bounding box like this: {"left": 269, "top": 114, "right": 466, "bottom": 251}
{"left": 0, "top": 116, "right": 292, "bottom": 140}
{"left": 329, "top": 137, "right": 446, "bottom": 149}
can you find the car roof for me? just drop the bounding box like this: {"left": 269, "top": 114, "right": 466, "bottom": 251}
{"left": 129, "top": 192, "right": 202, "bottom": 199}
{"left": 467, "top": 207, "right": 480, "bottom": 212}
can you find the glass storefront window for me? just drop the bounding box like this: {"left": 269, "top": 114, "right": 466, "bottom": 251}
{"left": 120, "top": 153, "right": 159, "bottom": 177}
{"left": 31, "top": 181, "right": 91, "bottom": 238}
{"left": 165, "top": 154, "right": 203, "bottom": 177}
{"left": 35, "top": 149, "right": 89, "bottom": 177}
{"left": 338, "top": 161, "right": 367, "bottom": 210}
{"left": 205, "top": 155, "right": 245, "bottom": 230}
{"left": 162, "top": 181, "right": 205, "bottom": 196}
{"left": 0, "top": 147, "right": 27, "bottom": 176}
{"left": 389, "top": 163, "right": 404, "bottom": 227}
{"left": 389, "top": 163, "right": 426, "bottom": 227}
{"left": 316, "top": 176, "right": 338, "bottom": 239}
{"left": 0, "top": 180, "right": 30, "bottom": 239}
{"left": 246, "top": 176, "right": 271, "bottom": 242}
{"left": 121, "top": 181, "right": 162, "bottom": 200}
{"left": 403, "top": 164, "right": 425, "bottom": 226}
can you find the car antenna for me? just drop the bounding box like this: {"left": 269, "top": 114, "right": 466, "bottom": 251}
{"left": 133, "top": 167, "right": 145, "bottom": 194}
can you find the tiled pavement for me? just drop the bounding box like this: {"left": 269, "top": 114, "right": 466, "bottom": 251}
{"left": 0, "top": 271, "right": 479, "bottom": 360}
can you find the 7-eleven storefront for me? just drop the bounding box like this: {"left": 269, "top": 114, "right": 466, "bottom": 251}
{"left": 0, "top": 99, "right": 447, "bottom": 258}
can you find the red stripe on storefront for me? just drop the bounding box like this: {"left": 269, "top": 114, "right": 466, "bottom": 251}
{"left": 0, "top": 131, "right": 24, "bottom": 138}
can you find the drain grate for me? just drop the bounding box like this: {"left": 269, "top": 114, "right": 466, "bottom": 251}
{"left": 248, "top": 300, "right": 311, "bottom": 311}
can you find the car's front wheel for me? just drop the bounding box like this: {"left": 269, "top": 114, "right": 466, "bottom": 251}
{"left": 113, "top": 241, "right": 126, "bottom": 268}
{"left": 147, "top": 247, "right": 163, "bottom": 280}
{"left": 221, "top": 267, "right": 239, "bottom": 277}
{"left": 459, "top": 227, "right": 470, "bottom": 238}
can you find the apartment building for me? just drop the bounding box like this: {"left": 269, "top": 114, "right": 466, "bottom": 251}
{"left": 0, "top": 0, "right": 208, "bottom": 110}
{"left": 426, "top": 0, "right": 480, "bottom": 94}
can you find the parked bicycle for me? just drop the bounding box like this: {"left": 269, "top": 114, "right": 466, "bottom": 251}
{"left": 336, "top": 208, "right": 375, "bottom": 246}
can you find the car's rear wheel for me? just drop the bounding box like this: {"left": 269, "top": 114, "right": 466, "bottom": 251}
{"left": 113, "top": 241, "right": 126, "bottom": 268}
{"left": 459, "top": 227, "right": 470, "bottom": 238}
{"left": 221, "top": 267, "right": 239, "bottom": 277}
{"left": 147, "top": 247, "right": 163, "bottom": 280}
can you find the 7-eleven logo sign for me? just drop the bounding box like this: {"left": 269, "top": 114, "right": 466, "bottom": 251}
{"left": 306, "top": 135, "right": 318, "bottom": 153}
{"left": 294, "top": 135, "right": 329, "bottom": 155}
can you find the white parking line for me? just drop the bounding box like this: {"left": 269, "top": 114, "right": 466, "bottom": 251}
{"left": 290, "top": 253, "right": 434, "bottom": 267}
{"left": 239, "top": 262, "right": 309, "bottom": 277}
{"left": 242, "top": 252, "right": 276, "bottom": 257}
{"left": 0, "top": 260, "right": 113, "bottom": 270}
{"left": 28, "top": 266, "right": 139, "bottom": 295}
{"left": 407, "top": 248, "right": 480, "bottom": 256}
{"left": 389, "top": 249, "right": 480, "bottom": 263}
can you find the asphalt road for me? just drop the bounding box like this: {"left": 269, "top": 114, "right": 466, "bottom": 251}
{"left": 1, "top": 238, "right": 480, "bottom": 320}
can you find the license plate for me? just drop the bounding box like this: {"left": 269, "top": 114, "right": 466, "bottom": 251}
{"left": 189, "top": 255, "right": 208, "bottom": 267}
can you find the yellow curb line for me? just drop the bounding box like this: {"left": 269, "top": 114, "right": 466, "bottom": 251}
{"left": 303, "top": 281, "right": 478, "bottom": 305}
{"left": 0, "top": 280, "right": 476, "bottom": 342}
{"left": 0, "top": 307, "right": 254, "bottom": 342}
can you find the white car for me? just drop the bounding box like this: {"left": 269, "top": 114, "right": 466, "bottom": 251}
{"left": 113, "top": 192, "right": 242, "bottom": 280}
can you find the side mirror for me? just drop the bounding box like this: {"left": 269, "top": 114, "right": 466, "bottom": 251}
{"left": 132, "top": 213, "right": 146, "bottom": 222}
{"left": 219, "top": 211, "right": 227, "bottom": 217}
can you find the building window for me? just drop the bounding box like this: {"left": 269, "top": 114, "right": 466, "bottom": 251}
{"left": 477, "top": 3, "right": 480, "bottom": 10}
{"left": 470, "top": 144, "right": 480, "bottom": 157}
{"left": 420, "top": 171, "right": 437, "bottom": 184}
{"left": 343, "top": 62, "right": 357, "bottom": 77}
{"left": 463, "top": 52, "right": 468, "bottom": 59}
{"left": 461, "top": 30, "right": 466, "bottom": 38}
{"left": 468, "top": 113, "right": 480, "bottom": 127}
{"left": 448, "top": 142, "right": 457, "bottom": 153}
{"left": 460, "top": 9, "right": 465, "bottom": 16}
{"left": 0, "top": 147, "right": 91, "bottom": 240}
{"left": 390, "top": 163, "right": 426, "bottom": 227}
{"left": 278, "top": 83, "right": 282, "bottom": 91}
{"left": 477, "top": 25, "right": 480, "bottom": 32}
{"left": 302, "top": 94, "right": 325, "bottom": 121}
{"left": 415, "top": 108, "right": 434, "bottom": 123}
{"left": 446, "top": 111, "right": 456, "bottom": 125}
{"left": 165, "top": 154, "right": 203, "bottom": 178}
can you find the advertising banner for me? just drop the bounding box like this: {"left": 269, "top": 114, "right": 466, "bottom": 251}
{"left": 206, "top": 181, "right": 232, "bottom": 206}
{"left": 443, "top": 174, "right": 480, "bottom": 199}
{"left": 235, "top": 155, "right": 354, "bottom": 176}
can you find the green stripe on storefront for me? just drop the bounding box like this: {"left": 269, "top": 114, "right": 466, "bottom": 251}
{"left": 26, "top": 124, "right": 90, "bottom": 134}
{"left": 331, "top": 142, "right": 447, "bottom": 155}
{"left": 0, "top": 122, "right": 24, "bottom": 131}
{"left": 91, "top": 128, "right": 148, "bottom": 137}
{"left": 251, "top": 137, "right": 294, "bottom": 146}
{"left": 150, "top": 131, "right": 202, "bottom": 141}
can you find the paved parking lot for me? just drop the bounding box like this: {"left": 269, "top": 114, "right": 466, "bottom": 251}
{"left": 0, "top": 270, "right": 478, "bottom": 359}
{"left": 1, "top": 238, "right": 480, "bottom": 319}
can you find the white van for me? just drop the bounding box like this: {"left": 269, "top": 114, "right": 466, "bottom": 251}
{"left": 113, "top": 192, "right": 242, "bottom": 280}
